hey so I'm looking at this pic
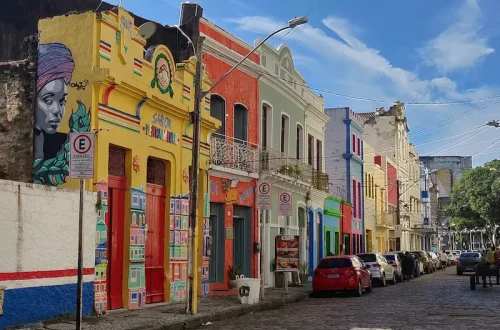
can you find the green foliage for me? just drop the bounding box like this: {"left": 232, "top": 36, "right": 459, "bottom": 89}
{"left": 448, "top": 160, "right": 500, "bottom": 240}
{"left": 228, "top": 265, "right": 241, "bottom": 280}
{"left": 33, "top": 101, "right": 91, "bottom": 186}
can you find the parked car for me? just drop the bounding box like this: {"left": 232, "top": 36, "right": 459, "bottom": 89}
{"left": 456, "top": 252, "right": 482, "bottom": 275}
{"left": 384, "top": 253, "right": 403, "bottom": 282}
{"left": 357, "top": 253, "right": 396, "bottom": 286}
{"left": 312, "top": 256, "right": 372, "bottom": 296}
{"left": 411, "top": 251, "right": 433, "bottom": 274}
{"left": 428, "top": 252, "right": 440, "bottom": 271}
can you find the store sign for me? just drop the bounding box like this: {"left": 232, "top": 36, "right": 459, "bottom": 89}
{"left": 275, "top": 235, "right": 299, "bottom": 271}
{"left": 145, "top": 113, "right": 178, "bottom": 144}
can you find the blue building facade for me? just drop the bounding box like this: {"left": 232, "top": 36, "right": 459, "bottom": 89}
{"left": 324, "top": 107, "right": 365, "bottom": 254}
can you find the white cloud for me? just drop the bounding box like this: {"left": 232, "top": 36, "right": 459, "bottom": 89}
{"left": 228, "top": 11, "right": 500, "bottom": 162}
{"left": 230, "top": 15, "right": 496, "bottom": 103}
{"left": 419, "top": 0, "right": 494, "bottom": 74}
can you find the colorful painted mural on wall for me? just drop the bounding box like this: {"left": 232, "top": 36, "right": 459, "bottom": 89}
{"left": 129, "top": 187, "right": 147, "bottom": 308}
{"left": 95, "top": 179, "right": 108, "bottom": 314}
{"left": 33, "top": 43, "right": 91, "bottom": 186}
{"left": 169, "top": 193, "right": 189, "bottom": 302}
{"left": 151, "top": 53, "right": 174, "bottom": 97}
{"left": 202, "top": 193, "right": 210, "bottom": 297}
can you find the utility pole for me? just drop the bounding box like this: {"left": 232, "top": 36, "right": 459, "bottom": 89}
{"left": 76, "top": 179, "right": 84, "bottom": 330}
{"left": 186, "top": 36, "right": 205, "bottom": 315}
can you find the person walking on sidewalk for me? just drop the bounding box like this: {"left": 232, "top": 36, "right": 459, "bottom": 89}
{"left": 440, "top": 250, "right": 448, "bottom": 271}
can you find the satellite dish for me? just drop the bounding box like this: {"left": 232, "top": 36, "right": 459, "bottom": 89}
{"left": 139, "top": 22, "right": 157, "bottom": 40}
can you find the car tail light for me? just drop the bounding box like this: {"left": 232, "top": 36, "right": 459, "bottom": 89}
{"left": 371, "top": 264, "right": 380, "bottom": 269}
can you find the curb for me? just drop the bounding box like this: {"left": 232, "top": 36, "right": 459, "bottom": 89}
{"left": 150, "top": 293, "right": 309, "bottom": 330}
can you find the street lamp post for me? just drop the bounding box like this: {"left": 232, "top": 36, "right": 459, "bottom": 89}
{"left": 186, "top": 16, "right": 308, "bottom": 315}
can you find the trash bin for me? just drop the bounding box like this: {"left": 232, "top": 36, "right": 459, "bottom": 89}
{"left": 236, "top": 277, "right": 260, "bottom": 305}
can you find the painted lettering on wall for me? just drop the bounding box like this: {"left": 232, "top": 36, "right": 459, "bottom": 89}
{"left": 69, "top": 79, "right": 89, "bottom": 90}
{"left": 239, "top": 186, "right": 254, "bottom": 204}
{"left": 145, "top": 123, "right": 178, "bottom": 144}
{"left": 210, "top": 180, "right": 220, "bottom": 195}
{"left": 32, "top": 43, "right": 91, "bottom": 186}
{"left": 152, "top": 113, "right": 172, "bottom": 129}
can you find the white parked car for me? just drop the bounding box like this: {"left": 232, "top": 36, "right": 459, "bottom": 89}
{"left": 357, "top": 253, "right": 396, "bottom": 286}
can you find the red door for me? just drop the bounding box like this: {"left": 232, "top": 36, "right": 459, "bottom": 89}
{"left": 145, "top": 183, "right": 166, "bottom": 303}
{"left": 107, "top": 175, "right": 126, "bottom": 310}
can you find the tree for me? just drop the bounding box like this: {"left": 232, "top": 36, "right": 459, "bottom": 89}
{"left": 447, "top": 160, "right": 500, "bottom": 246}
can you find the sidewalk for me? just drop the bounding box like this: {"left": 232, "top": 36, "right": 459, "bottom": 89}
{"left": 25, "top": 285, "right": 310, "bottom": 330}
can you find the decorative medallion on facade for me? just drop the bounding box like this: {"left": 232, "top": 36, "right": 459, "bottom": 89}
{"left": 148, "top": 45, "right": 176, "bottom": 98}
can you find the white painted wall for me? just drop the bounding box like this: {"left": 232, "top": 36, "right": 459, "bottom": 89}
{"left": 0, "top": 180, "right": 96, "bottom": 285}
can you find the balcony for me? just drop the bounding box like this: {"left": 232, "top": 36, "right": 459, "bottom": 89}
{"left": 260, "top": 148, "right": 329, "bottom": 192}
{"left": 210, "top": 134, "right": 259, "bottom": 175}
{"left": 312, "top": 169, "right": 329, "bottom": 193}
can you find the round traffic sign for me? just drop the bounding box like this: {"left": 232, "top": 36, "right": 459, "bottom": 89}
{"left": 259, "top": 182, "right": 270, "bottom": 195}
{"left": 279, "top": 192, "right": 291, "bottom": 203}
{"left": 73, "top": 134, "right": 92, "bottom": 154}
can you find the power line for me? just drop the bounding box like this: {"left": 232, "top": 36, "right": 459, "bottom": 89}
{"left": 272, "top": 0, "right": 327, "bottom": 48}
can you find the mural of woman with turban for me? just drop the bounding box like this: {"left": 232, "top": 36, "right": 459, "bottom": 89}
{"left": 33, "top": 43, "right": 91, "bottom": 186}
{"left": 34, "top": 43, "right": 74, "bottom": 160}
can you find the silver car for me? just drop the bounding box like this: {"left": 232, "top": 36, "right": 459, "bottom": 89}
{"left": 357, "top": 253, "right": 396, "bottom": 286}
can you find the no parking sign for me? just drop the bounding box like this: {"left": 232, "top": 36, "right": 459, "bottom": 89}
{"left": 278, "top": 192, "right": 292, "bottom": 216}
{"left": 69, "top": 132, "right": 95, "bottom": 179}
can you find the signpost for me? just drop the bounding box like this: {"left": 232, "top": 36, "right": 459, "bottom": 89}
{"left": 257, "top": 181, "right": 271, "bottom": 301}
{"left": 69, "top": 132, "right": 95, "bottom": 330}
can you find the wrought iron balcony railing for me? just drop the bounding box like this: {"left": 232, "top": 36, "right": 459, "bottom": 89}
{"left": 312, "top": 169, "right": 329, "bottom": 193}
{"left": 260, "top": 148, "right": 329, "bottom": 192}
{"left": 210, "top": 133, "right": 259, "bottom": 174}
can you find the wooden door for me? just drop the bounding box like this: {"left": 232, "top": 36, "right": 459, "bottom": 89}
{"left": 145, "top": 183, "right": 166, "bottom": 303}
{"left": 107, "top": 175, "right": 126, "bottom": 310}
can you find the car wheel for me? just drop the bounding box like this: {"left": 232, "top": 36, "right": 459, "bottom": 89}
{"left": 365, "top": 279, "right": 373, "bottom": 293}
{"left": 380, "top": 273, "right": 386, "bottom": 287}
{"left": 354, "top": 280, "right": 362, "bottom": 297}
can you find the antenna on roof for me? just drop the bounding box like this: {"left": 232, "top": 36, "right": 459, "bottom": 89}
{"left": 139, "top": 22, "right": 157, "bottom": 40}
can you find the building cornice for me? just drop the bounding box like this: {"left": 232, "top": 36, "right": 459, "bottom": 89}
{"left": 202, "top": 35, "right": 263, "bottom": 79}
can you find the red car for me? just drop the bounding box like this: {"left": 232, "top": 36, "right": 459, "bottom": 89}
{"left": 312, "top": 255, "right": 372, "bottom": 297}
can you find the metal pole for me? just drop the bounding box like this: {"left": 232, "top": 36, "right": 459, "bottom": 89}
{"left": 186, "top": 36, "right": 204, "bottom": 315}
{"left": 260, "top": 209, "right": 265, "bottom": 301}
{"left": 76, "top": 179, "right": 84, "bottom": 330}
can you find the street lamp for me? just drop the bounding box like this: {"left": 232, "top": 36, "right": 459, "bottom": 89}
{"left": 186, "top": 16, "right": 308, "bottom": 315}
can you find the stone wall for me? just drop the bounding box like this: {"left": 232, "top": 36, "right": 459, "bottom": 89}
{"left": 0, "top": 36, "right": 37, "bottom": 182}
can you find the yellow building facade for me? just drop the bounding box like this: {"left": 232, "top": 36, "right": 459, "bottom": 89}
{"left": 36, "top": 9, "right": 218, "bottom": 313}
{"left": 363, "top": 143, "right": 391, "bottom": 253}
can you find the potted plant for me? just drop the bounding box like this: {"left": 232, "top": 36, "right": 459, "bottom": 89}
{"left": 279, "top": 165, "right": 289, "bottom": 175}
{"left": 228, "top": 265, "right": 240, "bottom": 289}
{"left": 299, "top": 262, "right": 309, "bottom": 284}
{"left": 294, "top": 165, "right": 302, "bottom": 178}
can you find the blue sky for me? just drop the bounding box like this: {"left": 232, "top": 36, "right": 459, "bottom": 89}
{"left": 114, "top": 0, "right": 500, "bottom": 166}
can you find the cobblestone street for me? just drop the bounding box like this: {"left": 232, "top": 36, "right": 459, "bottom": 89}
{"left": 206, "top": 268, "right": 500, "bottom": 330}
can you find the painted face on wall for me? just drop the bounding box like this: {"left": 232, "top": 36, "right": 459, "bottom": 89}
{"left": 36, "top": 79, "right": 68, "bottom": 134}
